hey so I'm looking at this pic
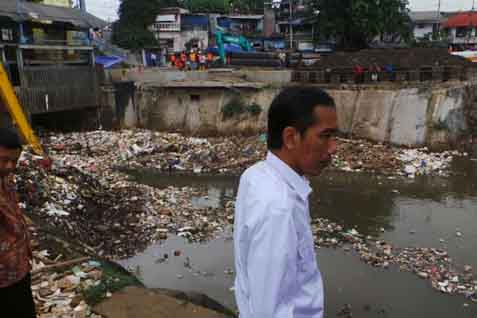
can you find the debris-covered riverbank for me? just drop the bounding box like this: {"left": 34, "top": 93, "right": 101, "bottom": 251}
{"left": 15, "top": 130, "right": 474, "bottom": 316}
{"left": 20, "top": 130, "right": 466, "bottom": 258}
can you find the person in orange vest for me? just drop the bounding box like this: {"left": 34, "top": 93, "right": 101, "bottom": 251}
{"left": 180, "top": 52, "right": 187, "bottom": 70}
{"left": 174, "top": 57, "right": 182, "bottom": 70}
{"left": 199, "top": 51, "right": 207, "bottom": 71}
{"left": 170, "top": 53, "right": 177, "bottom": 67}
{"left": 207, "top": 52, "right": 214, "bottom": 68}
{"left": 189, "top": 50, "right": 198, "bottom": 70}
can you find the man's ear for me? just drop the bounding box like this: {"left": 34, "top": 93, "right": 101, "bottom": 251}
{"left": 282, "top": 126, "right": 299, "bottom": 150}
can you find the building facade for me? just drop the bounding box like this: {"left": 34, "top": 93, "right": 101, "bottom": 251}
{"left": 152, "top": 8, "right": 209, "bottom": 53}
{"left": 0, "top": 1, "right": 106, "bottom": 116}
{"left": 410, "top": 11, "right": 443, "bottom": 41}
{"left": 443, "top": 12, "right": 477, "bottom": 46}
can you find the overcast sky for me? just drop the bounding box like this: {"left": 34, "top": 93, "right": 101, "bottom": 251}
{"left": 86, "top": 0, "right": 477, "bottom": 22}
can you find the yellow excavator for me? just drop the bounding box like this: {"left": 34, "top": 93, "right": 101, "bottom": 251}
{"left": 0, "top": 63, "right": 48, "bottom": 159}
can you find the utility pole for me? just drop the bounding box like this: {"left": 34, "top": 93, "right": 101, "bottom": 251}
{"left": 289, "top": 0, "right": 293, "bottom": 49}
{"left": 436, "top": 0, "right": 441, "bottom": 39}
{"left": 79, "top": 0, "right": 86, "bottom": 12}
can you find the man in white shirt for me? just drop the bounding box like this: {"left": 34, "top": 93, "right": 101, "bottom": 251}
{"left": 234, "top": 87, "right": 338, "bottom": 318}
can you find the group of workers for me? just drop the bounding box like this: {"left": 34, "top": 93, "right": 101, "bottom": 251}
{"left": 170, "top": 50, "right": 214, "bottom": 71}
{"left": 352, "top": 63, "right": 396, "bottom": 83}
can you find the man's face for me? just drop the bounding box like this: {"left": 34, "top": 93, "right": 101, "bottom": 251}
{"left": 0, "top": 146, "right": 21, "bottom": 178}
{"left": 294, "top": 107, "right": 338, "bottom": 176}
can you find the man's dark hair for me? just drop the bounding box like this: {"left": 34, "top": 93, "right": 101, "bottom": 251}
{"left": 267, "top": 86, "right": 335, "bottom": 149}
{"left": 0, "top": 128, "right": 22, "bottom": 150}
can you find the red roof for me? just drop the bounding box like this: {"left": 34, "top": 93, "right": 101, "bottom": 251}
{"left": 443, "top": 12, "right": 477, "bottom": 28}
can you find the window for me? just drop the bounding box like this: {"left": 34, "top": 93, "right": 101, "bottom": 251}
{"left": 190, "top": 94, "right": 200, "bottom": 102}
{"left": 1, "top": 29, "right": 13, "bottom": 41}
{"left": 456, "top": 27, "right": 469, "bottom": 38}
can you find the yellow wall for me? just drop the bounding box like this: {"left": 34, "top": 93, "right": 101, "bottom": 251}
{"left": 42, "top": 0, "right": 71, "bottom": 7}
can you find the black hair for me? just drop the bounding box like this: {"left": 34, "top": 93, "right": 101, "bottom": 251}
{"left": 0, "top": 128, "right": 22, "bottom": 150}
{"left": 267, "top": 86, "right": 336, "bottom": 149}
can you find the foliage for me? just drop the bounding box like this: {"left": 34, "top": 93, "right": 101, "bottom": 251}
{"left": 159, "top": 0, "right": 263, "bottom": 13}
{"left": 247, "top": 103, "right": 262, "bottom": 116}
{"left": 81, "top": 260, "right": 142, "bottom": 306}
{"left": 230, "top": 0, "right": 264, "bottom": 14}
{"left": 222, "top": 97, "right": 263, "bottom": 119}
{"left": 222, "top": 97, "right": 246, "bottom": 119}
{"left": 308, "top": 0, "right": 412, "bottom": 50}
{"left": 112, "top": 0, "right": 161, "bottom": 50}
{"left": 184, "top": 0, "right": 230, "bottom": 13}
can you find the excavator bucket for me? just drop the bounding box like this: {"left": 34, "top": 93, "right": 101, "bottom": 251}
{"left": 0, "top": 63, "right": 46, "bottom": 157}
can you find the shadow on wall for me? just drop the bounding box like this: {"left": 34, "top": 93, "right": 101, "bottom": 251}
{"left": 31, "top": 107, "right": 101, "bottom": 133}
{"left": 114, "top": 82, "right": 137, "bottom": 128}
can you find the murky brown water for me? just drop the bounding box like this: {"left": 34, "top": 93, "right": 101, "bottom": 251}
{"left": 120, "top": 158, "right": 477, "bottom": 317}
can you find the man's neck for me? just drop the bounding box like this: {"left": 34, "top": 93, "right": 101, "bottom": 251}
{"left": 270, "top": 149, "right": 303, "bottom": 176}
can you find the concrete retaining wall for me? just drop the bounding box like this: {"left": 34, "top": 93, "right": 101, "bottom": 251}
{"left": 113, "top": 82, "right": 473, "bottom": 147}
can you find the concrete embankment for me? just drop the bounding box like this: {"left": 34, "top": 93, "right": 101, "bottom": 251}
{"left": 103, "top": 69, "right": 476, "bottom": 148}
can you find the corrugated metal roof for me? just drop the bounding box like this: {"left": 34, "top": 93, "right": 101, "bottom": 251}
{"left": 409, "top": 11, "right": 442, "bottom": 23}
{"left": 227, "top": 15, "right": 263, "bottom": 20}
{"left": 0, "top": 0, "right": 107, "bottom": 29}
{"left": 443, "top": 12, "right": 477, "bottom": 28}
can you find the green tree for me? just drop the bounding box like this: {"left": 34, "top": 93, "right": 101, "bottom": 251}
{"left": 309, "top": 0, "right": 412, "bottom": 49}
{"left": 183, "top": 0, "right": 230, "bottom": 13}
{"left": 230, "top": 0, "right": 264, "bottom": 14}
{"left": 112, "top": 0, "right": 161, "bottom": 50}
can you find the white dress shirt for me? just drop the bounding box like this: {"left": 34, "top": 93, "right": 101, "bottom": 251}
{"left": 234, "top": 151, "right": 324, "bottom": 318}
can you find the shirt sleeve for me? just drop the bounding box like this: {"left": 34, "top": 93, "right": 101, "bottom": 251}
{"left": 246, "top": 207, "right": 298, "bottom": 318}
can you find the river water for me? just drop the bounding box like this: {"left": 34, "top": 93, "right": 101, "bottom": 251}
{"left": 119, "top": 158, "right": 477, "bottom": 317}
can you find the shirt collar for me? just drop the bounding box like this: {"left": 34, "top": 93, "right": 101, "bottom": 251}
{"left": 266, "top": 151, "right": 312, "bottom": 201}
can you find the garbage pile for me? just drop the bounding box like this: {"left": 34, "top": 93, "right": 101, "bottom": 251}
{"left": 311, "top": 218, "right": 477, "bottom": 302}
{"left": 17, "top": 130, "right": 466, "bottom": 259}
{"left": 30, "top": 243, "right": 103, "bottom": 318}
{"left": 335, "top": 138, "right": 403, "bottom": 174}
{"left": 39, "top": 130, "right": 464, "bottom": 177}
{"left": 42, "top": 130, "right": 266, "bottom": 176}
{"left": 335, "top": 138, "right": 465, "bottom": 177}
{"left": 398, "top": 148, "right": 462, "bottom": 178}
{"left": 17, "top": 153, "right": 235, "bottom": 259}
{"left": 16, "top": 129, "right": 473, "bottom": 307}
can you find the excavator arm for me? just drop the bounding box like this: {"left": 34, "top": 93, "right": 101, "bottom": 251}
{"left": 215, "top": 28, "right": 253, "bottom": 64}
{"left": 0, "top": 63, "right": 47, "bottom": 158}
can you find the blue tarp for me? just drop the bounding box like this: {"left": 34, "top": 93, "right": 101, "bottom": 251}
{"left": 208, "top": 44, "right": 256, "bottom": 55}
{"left": 95, "top": 56, "right": 124, "bottom": 69}
{"left": 181, "top": 15, "right": 209, "bottom": 26}
{"left": 217, "top": 17, "right": 231, "bottom": 28}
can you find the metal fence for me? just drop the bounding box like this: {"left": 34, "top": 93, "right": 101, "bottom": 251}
{"left": 16, "top": 66, "right": 99, "bottom": 114}
{"left": 292, "top": 66, "right": 477, "bottom": 84}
